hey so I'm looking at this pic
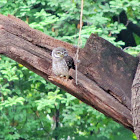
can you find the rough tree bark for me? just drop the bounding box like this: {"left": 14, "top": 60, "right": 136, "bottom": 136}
{"left": 132, "top": 56, "right": 140, "bottom": 139}
{"left": 0, "top": 14, "right": 139, "bottom": 132}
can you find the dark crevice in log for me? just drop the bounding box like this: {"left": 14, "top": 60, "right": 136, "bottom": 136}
{"left": 1, "top": 29, "right": 51, "bottom": 63}
{"left": 85, "top": 72, "right": 128, "bottom": 108}
{"left": 36, "top": 44, "right": 52, "bottom": 54}
{"left": 86, "top": 74, "right": 127, "bottom": 108}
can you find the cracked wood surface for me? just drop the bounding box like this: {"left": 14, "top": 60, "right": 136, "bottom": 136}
{"left": 131, "top": 57, "right": 140, "bottom": 139}
{"left": 0, "top": 14, "right": 139, "bottom": 131}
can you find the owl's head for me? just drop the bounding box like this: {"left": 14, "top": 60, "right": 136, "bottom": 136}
{"left": 52, "top": 47, "right": 68, "bottom": 59}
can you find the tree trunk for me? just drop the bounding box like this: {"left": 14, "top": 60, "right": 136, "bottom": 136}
{"left": 131, "top": 56, "right": 140, "bottom": 139}
{"left": 0, "top": 14, "right": 139, "bottom": 131}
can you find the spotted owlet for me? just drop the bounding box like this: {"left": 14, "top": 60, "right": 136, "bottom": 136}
{"left": 52, "top": 47, "right": 75, "bottom": 79}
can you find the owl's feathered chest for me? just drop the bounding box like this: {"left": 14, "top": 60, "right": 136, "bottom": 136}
{"left": 52, "top": 58, "right": 69, "bottom": 76}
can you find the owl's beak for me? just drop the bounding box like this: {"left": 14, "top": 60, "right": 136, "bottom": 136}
{"left": 60, "top": 54, "right": 64, "bottom": 57}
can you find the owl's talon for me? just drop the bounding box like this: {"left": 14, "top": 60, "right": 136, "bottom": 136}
{"left": 60, "top": 75, "right": 69, "bottom": 81}
{"left": 48, "top": 75, "right": 56, "bottom": 80}
{"left": 66, "top": 75, "right": 69, "bottom": 81}
{"left": 60, "top": 75, "right": 64, "bottom": 78}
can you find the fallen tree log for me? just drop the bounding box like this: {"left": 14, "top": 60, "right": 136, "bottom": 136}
{"left": 0, "top": 14, "right": 139, "bottom": 131}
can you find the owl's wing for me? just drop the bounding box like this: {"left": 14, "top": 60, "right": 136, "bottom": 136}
{"left": 64, "top": 56, "right": 75, "bottom": 70}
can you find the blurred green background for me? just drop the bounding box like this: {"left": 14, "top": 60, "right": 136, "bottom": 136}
{"left": 0, "top": 0, "right": 140, "bottom": 139}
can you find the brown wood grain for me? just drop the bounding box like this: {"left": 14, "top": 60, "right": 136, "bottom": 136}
{"left": 131, "top": 57, "right": 140, "bottom": 139}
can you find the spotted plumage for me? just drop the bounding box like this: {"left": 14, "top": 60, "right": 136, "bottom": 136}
{"left": 52, "top": 47, "right": 75, "bottom": 79}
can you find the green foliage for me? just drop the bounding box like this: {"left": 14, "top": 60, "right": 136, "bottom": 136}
{"left": 0, "top": 0, "right": 139, "bottom": 139}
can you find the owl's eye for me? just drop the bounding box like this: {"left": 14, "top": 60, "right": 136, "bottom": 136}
{"left": 57, "top": 52, "right": 61, "bottom": 55}
{"left": 63, "top": 51, "right": 68, "bottom": 56}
